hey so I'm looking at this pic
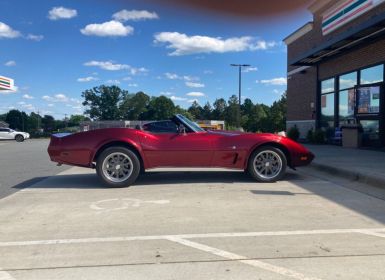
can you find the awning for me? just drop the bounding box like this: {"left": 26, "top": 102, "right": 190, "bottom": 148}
{"left": 289, "top": 10, "right": 385, "bottom": 66}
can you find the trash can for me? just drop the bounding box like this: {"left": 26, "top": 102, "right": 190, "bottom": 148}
{"left": 341, "top": 124, "right": 362, "bottom": 148}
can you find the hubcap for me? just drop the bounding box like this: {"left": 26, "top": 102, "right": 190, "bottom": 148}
{"left": 102, "top": 152, "right": 133, "bottom": 183}
{"left": 253, "top": 150, "right": 282, "bottom": 180}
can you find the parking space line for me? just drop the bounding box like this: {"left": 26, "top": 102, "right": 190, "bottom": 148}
{"left": 0, "top": 269, "right": 16, "bottom": 280}
{"left": 356, "top": 231, "right": 385, "bottom": 239}
{"left": 1, "top": 228, "right": 385, "bottom": 247}
{"left": 167, "top": 236, "right": 322, "bottom": 280}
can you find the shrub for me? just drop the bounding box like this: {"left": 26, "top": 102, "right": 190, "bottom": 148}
{"left": 313, "top": 129, "right": 325, "bottom": 144}
{"left": 306, "top": 129, "right": 314, "bottom": 143}
{"left": 287, "top": 126, "right": 300, "bottom": 141}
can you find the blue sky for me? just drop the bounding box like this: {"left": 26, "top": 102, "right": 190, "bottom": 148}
{"left": 0, "top": 0, "right": 312, "bottom": 119}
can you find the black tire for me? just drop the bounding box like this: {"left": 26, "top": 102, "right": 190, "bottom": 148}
{"left": 96, "top": 147, "right": 141, "bottom": 188}
{"left": 247, "top": 146, "right": 287, "bottom": 183}
{"left": 15, "top": 135, "right": 24, "bottom": 142}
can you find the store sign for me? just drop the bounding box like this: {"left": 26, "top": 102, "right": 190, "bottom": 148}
{"left": 322, "top": 0, "right": 385, "bottom": 35}
{"left": 0, "top": 76, "right": 14, "bottom": 91}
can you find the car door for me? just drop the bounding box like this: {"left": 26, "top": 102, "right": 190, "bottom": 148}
{"left": 138, "top": 121, "right": 214, "bottom": 168}
{"left": 0, "top": 128, "right": 11, "bottom": 139}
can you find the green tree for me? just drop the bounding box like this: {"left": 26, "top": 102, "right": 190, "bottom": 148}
{"left": 225, "top": 95, "right": 239, "bottom": 127}
{"left": 120, "top": 91, "right": 150, "bottom": 120}
{"left": 188, "top": 101, "right": 204, "bottom": 120}
{"left": 5, "top": 110, "right": 23, "bottom": 130}
{"left": 202, "top": 102, "right": 213, "bottom": 119}
{"left": 68, "top": 115, "right": 90, "bottom": 127}
{"left": 82, "top": 85, "right": 127, "bottom": 120}
{"left": 212, "top": 98, "right": 227, "bottom": 120}
{"left": 42, "top": 115, "right": 55, "bottom": 132}
{"left": 145, "top": 96, "right": 175, "bottom": 120}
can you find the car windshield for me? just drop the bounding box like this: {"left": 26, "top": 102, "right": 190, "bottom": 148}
{"left": 176, "top": 114, "right": 205, "bottom": 132}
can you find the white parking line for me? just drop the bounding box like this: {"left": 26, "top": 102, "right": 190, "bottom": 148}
{"left": 1, "top": 227, "right": 385, "bottom": 247}
{"left": 167, "top": 236, "right": 322, "bottom": 280}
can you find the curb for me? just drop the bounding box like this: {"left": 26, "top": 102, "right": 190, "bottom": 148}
{"left": 309, "top": 162, "right": 385, "bottom": 189}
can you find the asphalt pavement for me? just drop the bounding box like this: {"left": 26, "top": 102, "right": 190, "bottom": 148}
{"left": 0, "top": 139, "right": 69, "bottom": 199}
{"left": 1, "top": 166, "right": 385, "bottom": 279}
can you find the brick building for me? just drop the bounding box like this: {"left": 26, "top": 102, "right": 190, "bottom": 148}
{"left": 284, "top": 0, "right": 385, "bottom": 147}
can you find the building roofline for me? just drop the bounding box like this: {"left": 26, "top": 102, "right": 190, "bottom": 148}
{"left": 308, "top": 0, "right": 335, "bottom": 14}
{"left": 283, "top": 22, "right": 313, "bottom": 45}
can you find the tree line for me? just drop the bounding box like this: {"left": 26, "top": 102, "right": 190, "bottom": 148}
{"left": 0, "top": 85, "right": 286, "bottom": 134}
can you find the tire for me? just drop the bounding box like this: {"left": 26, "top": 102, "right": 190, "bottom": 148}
{"left": 96, "top": 147, "right": 141, "bottom": 188}
{"left": 247, "top": 146, "right": 287, "bottom": 183}
{"left": 15, "top": 135, "right": 24, "bottom": 142}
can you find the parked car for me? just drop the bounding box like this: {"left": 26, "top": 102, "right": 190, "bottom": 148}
{"left": 0, "top": 128, "right": 30, "bottom": 142}
{"left": 48, "top": 114, "right": 314, "bottom": 187}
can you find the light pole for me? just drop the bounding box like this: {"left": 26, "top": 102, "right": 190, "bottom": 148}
{"left": 230, "top": 64, "right": 250, "bottom": 129}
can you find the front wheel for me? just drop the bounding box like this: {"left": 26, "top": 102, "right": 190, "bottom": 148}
{"left": 15, "top": 135, "right": 24, "bottom": 142}
{"left": 247, "top": 146, "right": 287, "bottom": 182}
{"left": 96, "top": 147, "right": 140, "bottom": 188}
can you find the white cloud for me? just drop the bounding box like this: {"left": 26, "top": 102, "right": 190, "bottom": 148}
{"left": 77, "top": 76, "right": 99, "bottom": 82}
{"left": 186, "top": 92, "right": 205, "bottom": 97}
{"left": 186, "top": 82, "right": 205, "bottom": 88}
{"left": 4, "top": 60, "right": 16, "bottom": 67}
{"left": 21, "top": 103, "right": 35, "bottom": 111}
{"left": 164, "top": 72, "right": 198, "bottom": 81}
{"left": 122, "top": 76, "right": 132, "bottom": 81}
{"left": 112, "top": 10, "right": 159, "bottom": 21}
{"left": 259, "top": 77, "right": 287, "bottom": 86}
{"left": 47, "top": 104, "right": 54, "bottom": 107}
{"left": 128, "top": 83, "right": 138, "bottom": 87}
{"left": 0, "top": 22, "right": 21, "bottom": 38}
{"left": 84, "top": 60, "right": 130, "bottom": 71}
{"left": 243, "top": 67, "right": 258, "bottom": 73}
{"left": 26, "top": 34, "right": 44, "bottom": 41}
{"left": 18, "top": 101, "right": 26, "bottom": 105}
{"left": 203, "top": 70, "right": 213, "bottom": 74}
{"left": 48, "top": 7, "right": 77, "bottom": 20}
{"left": 106, "top": 79, "right": 121, "bottom": 84}
{"left": 22, "top": 94, "right": 34, "bottom": 99}
{"left": 81, "top": 21, "right": 133, "bottom": 37}
{"left": 83, "top": 61, "right": 147, "bottom": 75}
{"left": 129, "top": 67, "right": 148, "bottom": 75}
{"left": 42, "top": 94, "right": 69, "bottom": 102}
{"left": 170, "top": 95, "right": 187, "bottom": 101}
{"left": 154, "top": 32, "right": 277, "bottom": 56}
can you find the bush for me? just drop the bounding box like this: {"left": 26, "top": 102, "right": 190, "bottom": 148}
{"left": 313, "top": 129, "right": 325, "bottom": 144}
{"left": 306, "top": 129, "right": 314, "bottom": 143}
{"left": 287, "top": 126, "right": 300, "bottom": 141}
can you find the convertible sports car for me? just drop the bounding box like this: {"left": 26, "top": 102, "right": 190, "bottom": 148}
{"left": 48, "top": 114, "right": 314, "bottom": 187}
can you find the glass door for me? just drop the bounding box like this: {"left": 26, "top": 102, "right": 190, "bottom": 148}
{"left": 355, "top": 84, "right": 384, "bottom": 147}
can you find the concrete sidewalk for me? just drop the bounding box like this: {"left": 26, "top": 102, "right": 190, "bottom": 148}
{"left": 305, "top": 144, "right": 385, "bottom": 189}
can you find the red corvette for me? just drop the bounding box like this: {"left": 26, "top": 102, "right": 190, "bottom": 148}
{"left": 48, "top": 114, "right": 314, "bottom": 187}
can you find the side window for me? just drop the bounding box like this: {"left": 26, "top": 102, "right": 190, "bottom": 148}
{"left": 142, "top": 121, "right": 178, "bottom": 133}
{"left": 0, "top": 128, "right": 9, "bottom": 132}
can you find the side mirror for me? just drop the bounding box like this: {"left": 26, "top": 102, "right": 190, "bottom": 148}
{"left": 178, "top": 125, "right": 187, "bottom": 135}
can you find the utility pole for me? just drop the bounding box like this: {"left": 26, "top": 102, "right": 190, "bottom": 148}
{"left": 37, "top": 109, "right": 41, "bottom": 130}
{"left": 230, "top": 64, "right": 251, "bottom": 129}
{"left": 64, "top": 114, "right": 68, "bottom": 129}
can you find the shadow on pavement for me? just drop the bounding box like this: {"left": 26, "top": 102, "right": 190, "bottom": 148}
{"left": 13, "top": 170, "right": 302, "bottom": 190}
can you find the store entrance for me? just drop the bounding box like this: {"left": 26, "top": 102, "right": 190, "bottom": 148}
{"left": 355, "top": 84, "right": 384, "bottom": 147}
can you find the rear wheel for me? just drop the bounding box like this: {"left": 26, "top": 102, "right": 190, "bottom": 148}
{"left": 247, "top": 146, "right": 287, "bottom": 182}
{"left": 15, "top": 135, "right": 24, "bottom": 142}
{"left": 96, "top": 147, "right": 140, "bottom": 188}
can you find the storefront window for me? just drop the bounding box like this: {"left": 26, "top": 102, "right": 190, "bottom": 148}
{"left": 339, "top": 89, "right": 355, "bottom": 123}
{"left": 320, "top": 92, "right": 335, "bottom": 128}
{"left": 356, "top": 86, "right": 380, "bottom": 114}
{"left": 360, "top": 64, "right": 384, "bottom": 85}
{"left": 339, "top": 72, "right": 357, "bottom": 90}
{"left": 321, "top": 78, "right": 335, "bottom": 93}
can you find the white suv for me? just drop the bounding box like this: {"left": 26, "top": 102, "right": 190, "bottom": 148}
{"left": 0, "top": 128, "right": 30, "bottom": 142}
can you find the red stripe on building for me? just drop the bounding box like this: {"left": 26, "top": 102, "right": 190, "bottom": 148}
{"left": 323, "top": 2, "right": 372, "bottom": 33}
{"left": 323, "top": 0, "right": 357, "bottom": 21}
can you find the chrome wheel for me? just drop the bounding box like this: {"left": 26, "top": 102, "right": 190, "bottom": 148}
{"left": 253, "top": 150, "right": 283, "bottom": 180}
{"left": 102, "top": 152, "right": 134, "bottom": 183}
